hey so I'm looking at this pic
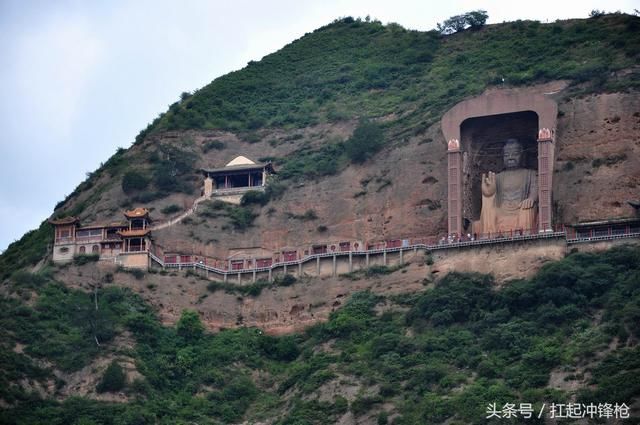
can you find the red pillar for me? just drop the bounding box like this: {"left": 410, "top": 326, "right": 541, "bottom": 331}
{"left": 537, "top": 128, "right": 554, "bottom": 232}
{"left": 447, "top": 139, "right": 463, "bottom": 237}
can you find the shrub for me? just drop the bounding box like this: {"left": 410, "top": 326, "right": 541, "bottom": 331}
{"left": 206, "top": 281, "right": 223, "bottom": 292}
{"left": 131, "top": 191, "right": 166, "bottom": 203}
{"left": 377, "top": 412, "right": 389, "bottom": 425}
{"left": 351, "top": 395, "right": 383, "bottom": 415}
{"left": 592, "top": 154, "right": 627, "bottom": 168}
{"left": 124, "top": 268, "right": 145, "bottom": 280}
{"left": 206, "top": 280, "right": 271, "bottom": 296}
{"left": 96, "top": 361, "right": 126, "bottom": 393}
{"left": 265, "top": 181, "right": 286, "bottom": 200}
{"left": 241, "top": 190, "right": 269, "bottom": 206}
{"left": 345, "top": 119, "right": 384, "bottom": 164}
{"left": 276, "top": 274, "right": 297, "bottom": 287}
{"left": 121, "top": 171, "right": 149, "bottom": 194}
{"left": 73, "top": 254, "right": 100, "bottom": 266}
{"left": 228, "top": 206, "right": 257, "bottom": 230}
{"left": 0, "top": 222, "right": 53, "bottom": 279}
{"left": 365, "top": 265, "right": 395, "bottom": 276}
{"left": 302, "top": 209, "right": 318, "bottom": 220}
{"left": 244, "top": 281, "right": 270, "bottom": 296}
{"left": 288, "top": 209, "right": 319, "bottom": 221}
{"left": 260, "top": 335, "right": 301, "bottom": 361}
{"left": 176, "top": 310, "right": 205, "bottom": 341}
{"left": 150, "top": 145, "right": 197, "bottom": 194}
{"left": 11, "top": 271, "right": 48, "bottom": 288}
{"left": 425, "top": 252, "right": 434, "bottom": 266}
{"left": 279, "top": 143, "right": 344, "bottom": 181}
{"left": 406, "top": 273, "right": 493, "bottom": 326}
{"left": 160, "top": 204, "right": 182, "bottom": 215}
{"left": 203, "top": 140, "right": 225, "bottom": 152}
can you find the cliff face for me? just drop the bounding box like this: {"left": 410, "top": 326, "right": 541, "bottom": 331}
{"left": 554, "top": 91, "right": 640, "bottom": 223}
{"left": 49, "top": 16, "right": 639, "bottom": 258}
{"left": 40, "top": 82, "right": 640, "bottom": 335}
{"left": 2, "top": 16, "right": 639, "bottom": 328}
{"left": 2, "top": 16, "right": 640, "bottom": 425}
{"left": 63, "top": 88, "right": 640, "bottom": 262}
{"left": 149, "top": 119, "right": 447, "bottom": 258}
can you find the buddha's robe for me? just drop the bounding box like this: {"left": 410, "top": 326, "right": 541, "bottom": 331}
{"left": 478, "top": 169, "right": 537, "bottom": 234}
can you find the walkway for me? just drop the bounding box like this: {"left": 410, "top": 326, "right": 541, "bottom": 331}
{"left": 146, "top": 228, "right": 640, "bottom": 282}
{"left": 151, "top": 195, "right": 208, "bottom": 231}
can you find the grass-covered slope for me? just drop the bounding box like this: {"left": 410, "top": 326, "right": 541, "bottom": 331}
{"left": 1, "top": 246, "right": 638, "bottom": 424}
{"left": 0, "top": 14, "right": 640, "bottom": 266}
{"left": 0, "top": 16, "right": 639, "bottom": 423}
{"left": 2, "top": 14, "right": 637, "bottom": 274}
{"left": 145, "top": 14, "right": 639, "bottom": 135}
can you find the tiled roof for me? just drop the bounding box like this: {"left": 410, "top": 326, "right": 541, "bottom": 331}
{"left": 48, "top": 216, "right": 79, "bottom": 225}
{"left": 124, "top": 208, "right": 150, "bottom": 219}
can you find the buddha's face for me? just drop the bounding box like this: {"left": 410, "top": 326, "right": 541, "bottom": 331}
{"left": 503, "top": 143, "right": 523, "bottom": 169}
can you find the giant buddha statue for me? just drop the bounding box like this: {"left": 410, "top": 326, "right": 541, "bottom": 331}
{"left": 477, "top": 139, "right": 538, "bottom": 234}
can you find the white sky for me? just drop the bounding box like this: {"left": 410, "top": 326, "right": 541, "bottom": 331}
{"left": 0, "top": 0, "right": 636, "bottom": 252}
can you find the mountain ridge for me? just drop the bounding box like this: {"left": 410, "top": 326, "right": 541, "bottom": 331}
{"left": 0, "top": 14, "right": 640, "bottom": 423}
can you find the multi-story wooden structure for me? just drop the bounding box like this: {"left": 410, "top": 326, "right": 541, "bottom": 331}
{"left": 49, "top": 208, "right": 153, "bottom": 268}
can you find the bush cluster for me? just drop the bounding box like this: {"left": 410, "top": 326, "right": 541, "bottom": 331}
{"left": 73, "top": 254, "right": 100, "bottom": 266}
{"left": 121, "top": 171, "right": 149, "bottom": 194}
{"left": 96, "top": 361, "right": 126, "bottom": 393}
{"left": 344, "top": 119, "right": 384, "bottom": 164}
{"left": 2, "top": 247, "right": 640, "bottom": 423}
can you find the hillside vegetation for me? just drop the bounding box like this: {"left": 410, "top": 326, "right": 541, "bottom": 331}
{"left": 145, "top": 14, "right": 639, "bottom": 135}
{"left": 1, "top": 13, "right": 640, "bottom": 424}
{"left": 1, "top": 246, "right": 638, "bottom": 424}
{"left": 1, "top": 14, "right": 639, "bottom": 276}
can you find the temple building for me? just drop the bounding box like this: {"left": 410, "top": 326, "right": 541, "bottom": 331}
{"left": 49, "top": 208, "right": 153, "bottom": 268}
{"left": 50, "top": 216, "right": 127, "bottom": 262}
{"left": 201, "top": 156, "right": 276, "bottom": 204}
{"left": 119, "top": 208, "right": 152, "bottom": 253}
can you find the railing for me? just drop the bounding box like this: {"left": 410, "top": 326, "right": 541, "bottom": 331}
{"left": 151, "top": 230, "right": 572, "bottom": 276}
{"left": 566, "top": 230, "right": 640, "bottom": 244}
{"left": 55, "top": 235, "right": 124, "bottom": 245}
{"left": 134, "top": 224, "right": 640, "bottom": 278}
{"left": 212, "top": 186, "right": 265, "bottom": 195}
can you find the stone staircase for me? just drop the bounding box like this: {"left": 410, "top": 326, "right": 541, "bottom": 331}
{"left": 151, "top": 195, "right": 208, "bottom": 231}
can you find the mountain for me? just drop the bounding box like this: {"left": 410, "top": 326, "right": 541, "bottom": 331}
{"left": 0, "top": 13, "right": 639, "bottom": 424}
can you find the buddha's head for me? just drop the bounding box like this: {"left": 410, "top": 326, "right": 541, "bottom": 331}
{"left": 503, "top": 139, "right": 524, "bottom": 169}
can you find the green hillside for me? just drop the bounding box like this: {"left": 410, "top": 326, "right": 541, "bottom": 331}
{"left": 141, "top": 14, "right": 639, "bottom": 137}
{"left": 1, "top": 246, "right": 639, "bottom": 424}
{"left": 1, "top": 13, "right": 640, "bottom": 425}
{"left": 2, "top": 14, "right": 639, "bottom": 279}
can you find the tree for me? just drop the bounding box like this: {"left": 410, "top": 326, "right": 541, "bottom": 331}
{"left": 121, "top": 171, "right": 149, "bottom": 194}
{"left": 96, "top": 361, "right": 126, "bottom": 393}
{"left": 437, "top": 10, "right": 488, "bottom": 34}
{"left": 176, "top": 309, "right": 204, "bottom": 342}
{"left": 465, "top": 10, "right": 489, "bottom": 29}
{"left": 345, "top": 118, "right": 384, "bottom": 164}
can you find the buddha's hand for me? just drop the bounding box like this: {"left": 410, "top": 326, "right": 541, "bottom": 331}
{"left": 481, "top": 172, "right": 496, "bottom": 197}
{"left": 520, "top": 198, "right": 535, "bottom": 209}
